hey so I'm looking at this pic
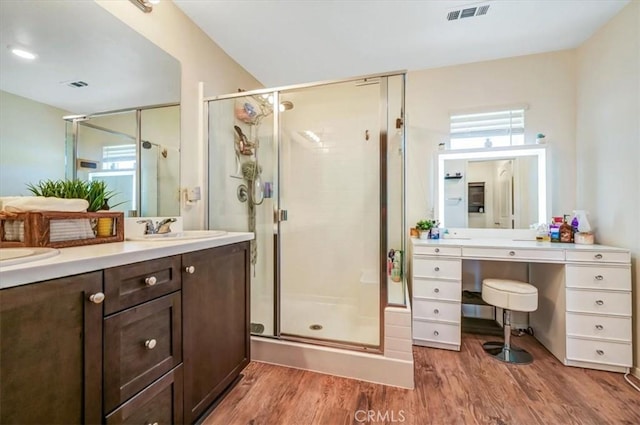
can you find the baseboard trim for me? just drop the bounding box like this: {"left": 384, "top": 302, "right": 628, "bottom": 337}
{"left": 251, "top": 336, "right": 414, "bottom": 389}
{"left": 632, "top": 366, "right": 640, "bottom": 379}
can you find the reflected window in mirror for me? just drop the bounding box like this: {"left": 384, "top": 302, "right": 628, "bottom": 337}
{"left": 437, "top": 146, "right": 548, "bottom": 230}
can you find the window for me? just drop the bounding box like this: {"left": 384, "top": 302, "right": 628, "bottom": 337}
{"left": 449, "top": 109, "right": 524, "bottom": 150}
{"left": 102, "top": 144, "right": 136, "bottom": 170}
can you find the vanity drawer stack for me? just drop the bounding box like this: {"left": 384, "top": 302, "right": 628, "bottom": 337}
{"left": 564, "top": 250, "right": 632, "bottom": 373}
{"left": 103, "top": 256, "right": 184, "bottom": 424}
{"left": 412, "top": 245, "right": 462, "bottom": 351}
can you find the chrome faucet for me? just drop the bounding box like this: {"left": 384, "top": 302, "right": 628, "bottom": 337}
{"left": 137, "top": 218, "right": 177, "bottom": 235}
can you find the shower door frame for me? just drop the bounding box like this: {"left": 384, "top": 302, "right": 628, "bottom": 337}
{"left": 205, "top": 71, "right": 406, "bottom": 353}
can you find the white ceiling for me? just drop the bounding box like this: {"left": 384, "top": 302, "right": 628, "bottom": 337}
{"left": 0, "top": 0, "right": 180, "bottom": 115}
{"left": 174, "top": 0, "right": 630, "bottom": 87}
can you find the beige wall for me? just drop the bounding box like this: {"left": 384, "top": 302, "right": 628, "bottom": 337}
{"left": 96, "top": 0, "right": 262, "bottom": 228}
{"left": 576, "top": 1, "right": 640, "bottom": 374}
{"left": 0, "top": 91, "right": 68, "bottom": 196}
{"left": 406, "top": 50, "right": 577, "bottom": 229}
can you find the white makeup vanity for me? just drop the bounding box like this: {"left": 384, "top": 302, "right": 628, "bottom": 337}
{"left": 410, "top": 238, "right": 632, "bottom": 374}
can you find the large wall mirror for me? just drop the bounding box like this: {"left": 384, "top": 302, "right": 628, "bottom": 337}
{"left": 0, "top": 0, "right": 181, "bottom": 216}
{"left": 437, "top": 146, "right": 548, "bottom": 229}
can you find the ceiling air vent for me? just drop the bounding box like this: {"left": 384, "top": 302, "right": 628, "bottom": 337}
{"left": 67, "top": 80, "right": 88, "bottom": 88}
{"left": 447, "top": 3, "right": 490, "bottom": 21}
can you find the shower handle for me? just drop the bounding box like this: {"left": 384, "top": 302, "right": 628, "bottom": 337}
{"left": 276, "top": 209, "right": 288, "bottom": 222}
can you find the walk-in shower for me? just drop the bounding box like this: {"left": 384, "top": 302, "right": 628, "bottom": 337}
{"left": 206, "top": 72, "right": 406, "bottom": 351}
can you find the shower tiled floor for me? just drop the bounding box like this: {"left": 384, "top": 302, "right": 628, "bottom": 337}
{"left": 251, "top": 296, "right": 379, "bottom": 346}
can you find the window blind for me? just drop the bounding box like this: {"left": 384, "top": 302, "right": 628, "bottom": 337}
{"left": 450, "top": 109, "right": 524, "bottom": 148}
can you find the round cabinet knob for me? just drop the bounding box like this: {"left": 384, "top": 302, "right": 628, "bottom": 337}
{"left": 147, "top": 422, "right": 159, "bottom": 425}
{"left": 145, "top": 276, "right": 157, "bottom": 286}
{"left": 434, "top": 267, "right": 440, "bottom": 272}
{"left": 434, "top": 309, "right": 439, "bottom": 315}
{"left": 596, "top": 349, "right": 604, "bottom": 356}
{"left": 594, "top": 253, "right": 603, "bottom": 260}
{"left": 145, "top": 339, "right": 157, "bottom": 350}
{"left": 595, "top": 300, "right": 604, "bottom": 306}
{"left": 594, "top": 275, "right": 604, "bottom": 281}
{"left": 185, "top": 265, "right": 196, "bottom": 274}
{"left": 89, "top": 292, "right": 105, "bottom": 304}
{"left": 595, "top": 325, "right": 604, "bottom": 330}
{"left": 434, "top": 288, "right": 440, "bottom": 293}
{"left": 509, "top": 251, "right": 516, "bottom": 256}
{"left": 434, "top": 248, "right": 440, "bottom": 253}
{"left": 433, "top": 331, "right": 439, "bottom": 336}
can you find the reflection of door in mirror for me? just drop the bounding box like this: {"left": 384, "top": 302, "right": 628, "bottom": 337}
{"left": 495, "top": 160, "right": 514, "bottom": 228}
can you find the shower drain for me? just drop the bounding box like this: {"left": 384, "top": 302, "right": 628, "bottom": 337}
{"left": 309, "top": 324, "right": 323, "bottom": 330}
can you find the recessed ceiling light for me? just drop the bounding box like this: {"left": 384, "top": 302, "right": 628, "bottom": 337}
{"left": 10, "top": 48, "right": 37, "bottom": 60}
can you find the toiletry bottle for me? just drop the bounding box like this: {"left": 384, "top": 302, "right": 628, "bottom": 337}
{"left": 391, "top": 251, "right": 402, "bottom": 282}
{"left": 549, "top": 218, "right": 561, "bottom": 242}
{"left": 571, "top": 215, "right": 579, "bottom": 239}
{"left": 560, "top": 215, "right": 573, "bottom": 243}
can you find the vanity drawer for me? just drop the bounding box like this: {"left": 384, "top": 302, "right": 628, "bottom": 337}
{"left": 565, "top": 289, "right": 631, "bottom": 316}
{"left": 413, "top": 245, "right": 462, "bottom": 257}
{"left": 462, "top": 247, "right": 564, "bottom": 262}
{"left": 105, "top": 365, "right": 183, "bottom": 425}
{"left": 413, "top": 320, "right": 460, "bottom": 345}
{"left": 413, "top": 298, "right": 461, "bottom": 323}
{"left": 413, "top": 278, "right": 461, "bottom": 301}
{"left": 566, "top": 313, "right": 631, "bottom": 342}
{"left": 566, "top": 265, "right": 631, "bottom": 291}
{"left": 104, "top": 292, "right": 182, "bottom": 413}
{"left": 104, "top": 255, "right": 182, "bottom": 315}
{"left": 566, "top": 337, "right": 632, "bottom": 367}
{"left": 413, "top": 258, "right": 461, "bottom": 279}
{"left": 566, "top": 250, "right": 630, "bottom": 264}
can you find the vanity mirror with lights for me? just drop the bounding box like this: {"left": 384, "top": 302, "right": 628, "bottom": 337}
{"left": 436, "top": 146, "right": 548, "bottom": 231}
{"left": 0, "top": 1, "right": 181, "bottom": 216}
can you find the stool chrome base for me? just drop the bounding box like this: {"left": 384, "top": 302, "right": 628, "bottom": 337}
{"left": 482, "top": 341, "right": 533, "bottom": 365}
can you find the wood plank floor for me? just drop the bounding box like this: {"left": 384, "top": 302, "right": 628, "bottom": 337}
{"left": 202, "top": 334, "right": 640, "bottom": 425}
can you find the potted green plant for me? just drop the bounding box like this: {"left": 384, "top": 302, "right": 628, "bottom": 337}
{"left": 26, "top": 179, "right": 124, "bottom": 238}
{"left": 416, "top": 219, "right": 437, "bottom": 240}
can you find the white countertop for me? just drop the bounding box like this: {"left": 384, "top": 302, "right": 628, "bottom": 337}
{"left": 410, "top": 237, "right": 629, "bottom": 252}
{"left": 0, "top": 232, "right": 254, "bottom": 289}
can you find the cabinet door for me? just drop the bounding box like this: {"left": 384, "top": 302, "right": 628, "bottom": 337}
{"left": 183, "top": 242, "right": 250, "bottom": 424}
{"left": 0, "top": 272, "right": 103, "bottom": 424}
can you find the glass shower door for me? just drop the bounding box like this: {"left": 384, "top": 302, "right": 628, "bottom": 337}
{"left": 278, "top": 79, "right": 382, "bottom": 347}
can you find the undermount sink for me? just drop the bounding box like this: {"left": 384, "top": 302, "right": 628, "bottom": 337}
{"left": 126, "top": 230, "right": 228, "bottom": 241}
{"left": 0, "top": 247, "right": 60, "bottom": 267}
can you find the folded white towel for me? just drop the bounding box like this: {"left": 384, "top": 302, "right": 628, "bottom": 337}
{"left": 1, "top": 196, "right": 88, "bottom": 213}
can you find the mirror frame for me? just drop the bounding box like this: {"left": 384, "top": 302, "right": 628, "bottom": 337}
{"left": 436, "top": 145, "right": 548, "bottom": 229}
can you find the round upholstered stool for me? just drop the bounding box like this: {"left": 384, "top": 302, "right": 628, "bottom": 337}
{"left": 481, "top": 278, "right": 538, "bottom": 364}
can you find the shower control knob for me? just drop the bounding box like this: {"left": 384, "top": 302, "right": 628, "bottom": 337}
{"left": 145, "top": 276, "right": 157, "bottom": 286}
{"left": 185, "top": 265, "right": 196, "bottom": 274}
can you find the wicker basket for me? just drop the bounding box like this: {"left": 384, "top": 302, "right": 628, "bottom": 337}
{"left": 0, "top": 211, "right": 124, "bottom": 248}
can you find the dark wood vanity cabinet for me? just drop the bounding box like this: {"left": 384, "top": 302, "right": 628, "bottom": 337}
{"left": 0, "top": 271, "right": 103, "bottom": 425}
{"left": 183, "top": 242, "right": 251, "bottom": 424}
{"left": 0, "top": 241, "right": 250, "bottom": 425}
